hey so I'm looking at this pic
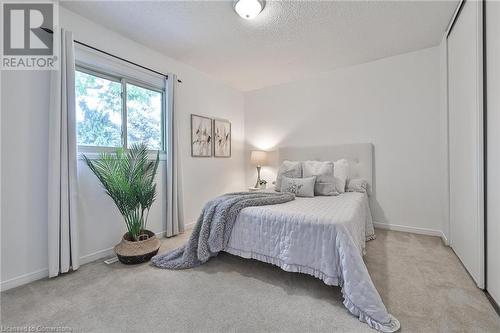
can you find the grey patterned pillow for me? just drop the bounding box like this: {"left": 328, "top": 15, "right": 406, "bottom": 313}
{"left": 346, "top": 178, "right": 369, "bottom": 193}
{"left": 275, "top": 161, "right": 302, "bottom": 192}
{"left": 302, "top": 160, "right": 338, "bottom": 196}
{"left": 280, "top": 176, "right": 316, "bottom": 197}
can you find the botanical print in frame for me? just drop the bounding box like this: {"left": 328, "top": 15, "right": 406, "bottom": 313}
{"left": 213, "top": 119, "right": 231, "bottom": 158}
{"left": 191, "top": 114, "right": 212, "bottom": 157}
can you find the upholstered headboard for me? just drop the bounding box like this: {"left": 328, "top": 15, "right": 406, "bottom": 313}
{"left": 277, "top": 143, "right": 374, "bottom": 193}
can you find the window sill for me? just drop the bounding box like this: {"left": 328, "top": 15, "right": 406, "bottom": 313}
{"left": 78, "top": 151, "right": 167, "bottom": 161}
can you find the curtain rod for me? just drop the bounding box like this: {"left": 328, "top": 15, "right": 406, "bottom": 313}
{"left": 42, "top": 28, "right": 182, "bottom": 83}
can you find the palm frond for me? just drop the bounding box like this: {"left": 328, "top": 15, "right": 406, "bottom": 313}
{"left": 83, "top": 142, "right": 160, "bottom": 241}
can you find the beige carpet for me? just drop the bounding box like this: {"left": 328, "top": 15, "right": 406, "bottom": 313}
{"left": 1, "top": 229, "right": 499, "bottom": 332}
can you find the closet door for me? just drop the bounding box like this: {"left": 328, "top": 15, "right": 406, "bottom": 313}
{"left": 447, "top": 0, "right": 484, "bottom": 288}
{"left": 486, "top": 0, "right": 500, "bottom": 303}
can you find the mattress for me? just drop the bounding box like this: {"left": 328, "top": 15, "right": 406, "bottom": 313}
{"left": 224, "top": 192, "right": 375, "bottom": 286}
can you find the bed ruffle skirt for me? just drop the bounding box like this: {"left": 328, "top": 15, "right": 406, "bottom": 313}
{"left": 225, "top": 232, "right": 400, "bottom": 333}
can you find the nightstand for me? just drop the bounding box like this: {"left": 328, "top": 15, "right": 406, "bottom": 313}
{"left": 248, "top": 187, "right": 263, "bottom": 192}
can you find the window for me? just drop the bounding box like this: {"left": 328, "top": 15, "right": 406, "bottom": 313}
{"left": 76, "top": 70, "right": 122, "bottom": 148}
{"left": 126, "top": 83, "right": 162, "bottom": 150}
{"left": 75, "top": 67, "right": 165, "bottom": 151}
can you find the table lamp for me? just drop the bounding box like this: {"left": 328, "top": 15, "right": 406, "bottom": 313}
{"left": 250, "top": 150, "right": 268, "bottom": 188}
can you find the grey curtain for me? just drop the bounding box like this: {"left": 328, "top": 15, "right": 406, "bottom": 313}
{"left": 165, "top": 76, "right": 184, "bottom": 236}
{"left": 47, "top": 29, "right": 79, "bottom": 277}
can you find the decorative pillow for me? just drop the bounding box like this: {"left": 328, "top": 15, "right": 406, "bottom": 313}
{"left": 302, "top": 160, "right": 338, "bottom": 196}
{"left": 334, "top": 159, "right": 349, "bottom": 193}
{"left": 275, "top": 161, "right": 302, "bottom": 192}
{"left": 280, "top": 176, "right": 316, "bottom": 197}
{"left": 346, "top": 178, "right": 368, "bottom": 193}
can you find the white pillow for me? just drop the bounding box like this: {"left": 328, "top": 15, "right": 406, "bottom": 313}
{"left": 333, "top": 159, "right": 349, "bottom": 193}
{"left": 302, "top": 160, "right": 338, "bottom": 196}
{"left": 275, "top": 161, "right": 302, "bottom": 192}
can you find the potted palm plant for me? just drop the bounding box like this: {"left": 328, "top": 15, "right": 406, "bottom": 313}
{"left": 83, "top": 143, "right": 161, "bottom": 264}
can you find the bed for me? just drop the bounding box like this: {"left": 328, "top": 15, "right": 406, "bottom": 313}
{"left": 223, "top": 144, "right": 400, "bottom": 332}
{"left": 226, "top": 192, "right": 374, "bottom": 283}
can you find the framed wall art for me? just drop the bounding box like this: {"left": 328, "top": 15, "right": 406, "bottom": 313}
{"left": 213, "top": 119, "right": 231, "bottom": 158}
{"left": 191, "top": 114, "right": 212, "bottom": 157}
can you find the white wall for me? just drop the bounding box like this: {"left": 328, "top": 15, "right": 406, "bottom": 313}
{"left": 1, "top": 7, "right": 246, "bottom": 290}
{"left": 244, "top": 47, "right": 448, "bottom": 235}
{"left": 486, "top": 0, "right": 500, "bottom": 305}
{"left": 1, "top": 71, "right": 52, "bottom": 288}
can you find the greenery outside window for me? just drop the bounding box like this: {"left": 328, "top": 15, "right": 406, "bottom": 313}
{"left": 75, "top": 66, "right": 166, "bottom": 152}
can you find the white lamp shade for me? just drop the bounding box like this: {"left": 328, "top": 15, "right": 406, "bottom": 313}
{"left": 250, "top": 150, "right": 267, "bottom": 166}
{"left": 234, "top": 0, "right": 264, "bottom": 20}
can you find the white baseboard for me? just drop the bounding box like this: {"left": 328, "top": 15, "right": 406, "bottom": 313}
{"left": 441, "top": 232, "right": 450, "bottom": 246}
{"left": 79, "top": 247, "right": 116, "bottom": 266}
{"left": 1, "top": 229, "right": 168, "bottom": 292}
{"left": 184, "top": 221, "right": 196, "bottom": 230}
{"left": 0, "top": 268, "right": 49, "bottom": 292}
{"left": 374, "top": 222, "right": 448, "bottom": 244}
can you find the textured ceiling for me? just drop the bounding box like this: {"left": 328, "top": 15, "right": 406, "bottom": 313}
{"left": 61, "top": 0, "right": 458, "bottom": 91}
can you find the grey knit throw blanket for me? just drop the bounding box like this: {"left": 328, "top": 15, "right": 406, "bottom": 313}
{"left": 151, "top": 191, "right": 295, "bottom": 269}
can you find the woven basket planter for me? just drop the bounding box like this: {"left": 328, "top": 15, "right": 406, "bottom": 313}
{"left": 114, "top": 230, "right": 161, "bottom": 265}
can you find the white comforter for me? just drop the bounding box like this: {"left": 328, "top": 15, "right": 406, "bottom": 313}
{"left": 224, "top": 192, "right": 400, "bottom": 332}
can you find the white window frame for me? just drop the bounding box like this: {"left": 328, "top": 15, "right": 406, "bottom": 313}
{"left": 76, "top": 64, "right": 167, "bottom": 155}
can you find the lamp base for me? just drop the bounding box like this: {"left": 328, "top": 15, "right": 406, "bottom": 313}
{"left": 254, "top": 165, "right": 262, "bottom": 188}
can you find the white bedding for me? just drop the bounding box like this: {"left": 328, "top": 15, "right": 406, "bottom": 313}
{"left": 225, "top": 192, "right": 374, "bottom": 284}
{"left": 224, "top": 192, "right": 399, "bottom": 332}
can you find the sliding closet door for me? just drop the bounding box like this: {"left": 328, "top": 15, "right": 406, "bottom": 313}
{"left": 447, "top": 0, "right": 484, "bottom": 288}
{"left": 486, "top": 0, "right": 500, "bottom": 303}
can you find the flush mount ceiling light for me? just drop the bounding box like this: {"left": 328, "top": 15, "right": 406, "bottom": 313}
{"left": 234, "top": 0, "right": 265, "bottom": 20}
